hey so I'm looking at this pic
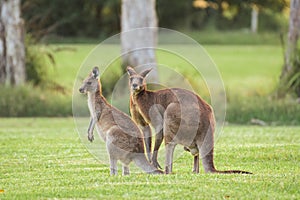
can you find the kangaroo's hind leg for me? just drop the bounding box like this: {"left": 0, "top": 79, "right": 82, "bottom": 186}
{"left": 198, "top": 125, "right": 217, "bottom": 173}
{"left": 109, "top": 155, "right": 118, "bottom": 175}
{"left": 165, "top": 142, "right": 176, "bottom": 174}
{"left": 163, "top": 103, "right": 180, "bottom": 174}
{"left": 193, "top": 155, "right": 199, "bottom": 173}
{"left": 122, "top": 165, "right": 130, "bottom": 175}
{"left": 152, "top": 129, "right": 163, "bottom": 169}
{"left": 149, "top": 107, "right": 165, "bottom": 169}
{"left": 140, "top": 125, "right": 152, "bottom": 162}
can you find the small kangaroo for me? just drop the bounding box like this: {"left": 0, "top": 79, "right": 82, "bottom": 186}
{"left": 79, "top": 66, "right": 163, "bottom": 175}
{"left": 127, "top": 66, "right": 251, "bottom": 174}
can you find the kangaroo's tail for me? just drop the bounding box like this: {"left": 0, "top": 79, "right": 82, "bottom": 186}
{"left": 201, "top": 150, "right": 252, "bottom": 174}
{"left": 215, "top": 170, "right": 252, "bottom": 174}
{"left": 133, "top": 154, "right": 163, "bottom": 174}
{"left": 201, "top": 141, "right": 252, "bottom": 175}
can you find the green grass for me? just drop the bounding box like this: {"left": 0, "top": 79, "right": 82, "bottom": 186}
{"left": 0, "top": 118, "right": 299, "bottom": 199}
{"left": 46, "top": 31, "right": 284, "bottom": 46}
{"left": 49, "top": 44, "right": 283, "bottom": 94}
{"left": 47, "top": 44, "right": 95, "bottom": 89}
{"left": 186, "top": 30, "right": 283, "bottom": 45}
{"left": 37, "top": 43, "right": 284, "bottom": 105}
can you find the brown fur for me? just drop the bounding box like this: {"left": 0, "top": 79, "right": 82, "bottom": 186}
{"left": 79, "top": 66, "right": 163, "bottom": 175}
{"left": 127, "top": 66, "right": 252, "bottom": 174}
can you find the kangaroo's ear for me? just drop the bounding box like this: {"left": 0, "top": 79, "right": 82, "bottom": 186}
{"left": 140, "top": 68, "right": 152, "bottom": 78}
{"left": 126, "top": 66, "right": 137, "bottom": 76}
{"left": 92, "top": 66, "right": 99, "bottom": 78}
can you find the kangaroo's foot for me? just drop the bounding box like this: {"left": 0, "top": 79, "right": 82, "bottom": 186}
{"left": 152, "top": 169, "right": 164, "bottom": 174}
{"left": 151, "top": 158, "right": 162, "bottom": 169}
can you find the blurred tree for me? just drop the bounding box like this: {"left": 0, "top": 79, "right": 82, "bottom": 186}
{"left": 121, "top": 0, "right": 158, "bottom": 81}
{"left": 251, "top": 0, "right": 287, "bottom": 11}
{"left": 157, "top": 0, "right": 195, "bottom": 30}
{"left": 279, "top": 0, "right": 300, "bottom": 97}
{"left": 20, "top": 0, "right": 289, "bottom": 40}
{"left": 249, "top": 0, "right": 288, "bottom": 32}
{"left": 21, "top": 0, "right": 120, "bottom": 40}
{"left": 194, "top": 0, "right": 288, "bottom": 31}
{"left": 0, "top": 0, "right": 26, "bottom": 86}
{"left": 250, "top": 4, "right": 258, "bottom": 33}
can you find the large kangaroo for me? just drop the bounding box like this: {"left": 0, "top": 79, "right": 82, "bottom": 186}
{"left": 79, "top": 66, "right": 162, "bottom": 175}
{"left": 127, "top": 66, "right": 251, "bottom": 174}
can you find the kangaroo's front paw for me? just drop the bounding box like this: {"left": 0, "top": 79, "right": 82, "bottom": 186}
{"left": 88, "top": 133, "right": 94, "bottom": 142}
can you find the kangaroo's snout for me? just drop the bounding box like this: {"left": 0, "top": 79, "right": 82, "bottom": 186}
{"left": 79, "top": 87, "right": 85, "bottom": 93}
{"left": 131, "top": 84, "right": 141, "bottom": 92}
{"left": 132, "top": 83, "right": 138, "bottom": 89}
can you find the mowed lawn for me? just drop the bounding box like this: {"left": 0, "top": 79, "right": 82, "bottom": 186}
{"left": 0, "top": 118, "right": 299, "bottom": 199}
{"left": 1, "top": 43, "right": 297, "bottom": 199}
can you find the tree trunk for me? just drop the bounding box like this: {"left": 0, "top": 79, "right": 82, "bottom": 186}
{"left": 279, "top": 0, "right": 300, "bottom": 97}
{"left": 0, "top": 0, "right": 25, "bottom": 86}
{"left": 251, "top": 5, "right": 258, "bottom": 33}
{"left": 283, "top": 0, "right": 300, "bottom": 76}
{"left": 121, "top": 0, "right": 158, "bottom": 82}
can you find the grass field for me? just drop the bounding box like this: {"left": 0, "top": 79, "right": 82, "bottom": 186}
{"left": 49, "top": 44, "right": 283, "bottom": 94}
{"left": 0, "top": 118, "right": 299, "bottom": 199}
{"left": 49, "top": 43, "right": 284, "bottom": 103}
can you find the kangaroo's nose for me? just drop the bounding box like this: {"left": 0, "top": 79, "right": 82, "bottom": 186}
{"left": 132, "top": 84, "right": 138, "bottom": 88}
{"left": 79, "top": 88, "right": 84, "bottom": 93}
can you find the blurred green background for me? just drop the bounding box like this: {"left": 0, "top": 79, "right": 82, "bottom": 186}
{"left": 1, "top": 0, "right": 298, "bottom": 125}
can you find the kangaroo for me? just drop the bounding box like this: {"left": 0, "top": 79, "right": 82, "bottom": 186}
{"left": 127, "top": 66, "right": 252, "bottom": 174}
{"left": 79, "top": 66, "right": 163, "bottom": 175}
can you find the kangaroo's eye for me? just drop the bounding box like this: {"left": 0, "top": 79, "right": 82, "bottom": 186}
{"left": 87, "top": 82, "right": 92, "bottom": 85}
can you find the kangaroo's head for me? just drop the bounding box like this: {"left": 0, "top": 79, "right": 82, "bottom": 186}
{"left": 127, "top": 66, "right": 152, "bottom": 95}
{"left": 79, "top": 66, "right": 101, "bottom": 94}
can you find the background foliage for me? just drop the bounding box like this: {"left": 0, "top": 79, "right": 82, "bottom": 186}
{"left": 1, "top": 0, "right": 298, "bottom": 124}
{"left": 1, "top": 42, "right": 299, "bottom": 125}
{"left": 21, "top": 0, "right": 288, "bottom": 40}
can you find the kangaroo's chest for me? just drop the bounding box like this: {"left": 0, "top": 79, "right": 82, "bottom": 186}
{"left": 87, "top": 93, "right": 103, "bottom": 120}
{"left": 87, "top": 94, "right": 96, "bottom": 118}
{"left": 134, "top": 98, "right": 168, "bottom": 126}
